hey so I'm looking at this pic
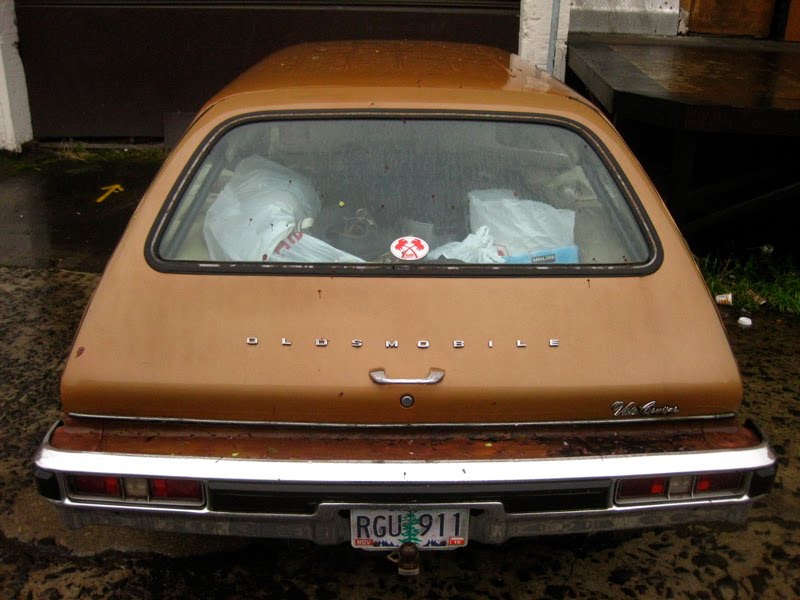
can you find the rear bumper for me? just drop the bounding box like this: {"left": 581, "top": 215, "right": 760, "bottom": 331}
{"left": 49, "top": 497, "right": 756, "bottom": 544}
{"left": 33, "top": 418, "right": 777, "bottom": 545}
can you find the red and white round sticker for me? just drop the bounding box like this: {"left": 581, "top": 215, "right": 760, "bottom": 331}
{"left": 390, "top": 236, "right": 430, "bottom": 261}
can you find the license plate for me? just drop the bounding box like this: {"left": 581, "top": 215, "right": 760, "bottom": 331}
{"left": 350, "top": 506, "right": 469, "bottom": 550}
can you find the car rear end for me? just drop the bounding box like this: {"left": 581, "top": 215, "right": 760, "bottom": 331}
{"left": 34, "top": 41, "right": 776, "bottom": 551}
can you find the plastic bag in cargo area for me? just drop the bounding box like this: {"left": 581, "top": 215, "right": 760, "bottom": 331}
{"left": 204, "top": 156, "right": 321, "bottom": 261}
{"left": 427, "top": 226, "right": 505, "bottom": 263}
{"left": 268, "top": 232, "right": 364, "bottom": 263}
{"left": 469, "top": 189, "right": 575, "bottom": 257}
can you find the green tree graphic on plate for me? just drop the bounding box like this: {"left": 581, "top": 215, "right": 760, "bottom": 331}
{"left": 399, "top": 511, "right": 422, "bottom": 545}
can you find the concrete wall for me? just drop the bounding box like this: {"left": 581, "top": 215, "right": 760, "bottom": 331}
{"left": 519, "top": 0, "right": 571, "bottom": 80}
{"left": 0, "top": 0, "right": 32, "bottom": 151}
{"left": 570, "top": 0, "right": 679, "bottom": 35}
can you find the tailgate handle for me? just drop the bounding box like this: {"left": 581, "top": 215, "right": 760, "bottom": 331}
{"left": 369, "top": 368, "right": 445, "bottom": 385}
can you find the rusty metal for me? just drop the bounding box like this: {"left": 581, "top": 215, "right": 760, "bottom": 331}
{"left": 50, "top": 415, "right": 762, "bottom": 462}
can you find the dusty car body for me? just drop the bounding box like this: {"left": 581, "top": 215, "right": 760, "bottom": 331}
{"left": 34, "top": 41, "right": 775, "bottom": 553}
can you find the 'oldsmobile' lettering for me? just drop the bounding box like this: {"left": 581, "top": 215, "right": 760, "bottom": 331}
{"left": 267, "top": 337, "right": 563, "bottom": 349}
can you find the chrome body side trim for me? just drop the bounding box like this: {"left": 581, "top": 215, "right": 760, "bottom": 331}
{"left": 66, "top": 412, "right": 739, "bottom": 428}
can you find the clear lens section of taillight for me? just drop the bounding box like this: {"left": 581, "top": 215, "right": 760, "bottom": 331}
{"left": 668, "top": 475, "right": 694, "bottom": 497}
{"left": 123, "top": 477, "right": 149, "bottom": 499}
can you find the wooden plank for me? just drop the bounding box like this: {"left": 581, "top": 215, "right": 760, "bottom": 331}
{"left": 684, "top": 0, "right": 775, "bottom": 38}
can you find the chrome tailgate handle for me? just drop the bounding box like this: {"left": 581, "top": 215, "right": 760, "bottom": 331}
{"left": 369, "top": 368, "right": 445, "bottom": 385}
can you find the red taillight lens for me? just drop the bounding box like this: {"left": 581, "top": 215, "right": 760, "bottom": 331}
{"left": 149, "top": 478, "right": 203, "bottom": 500}
{"left": 73, "top": 475, "right": 121, "bottom": 498}
{"left": 617, "top": 477, "right": 668, "bottom": 500}
{"left": 694, "top": 472, "right": 743, "bottom": 495}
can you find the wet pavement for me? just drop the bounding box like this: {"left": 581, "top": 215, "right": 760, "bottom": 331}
{"left": 0, "top": 149, "right": 798, "bottom": 599}
{"left": 0, "top": 147, "right": 163, "bottom": 273}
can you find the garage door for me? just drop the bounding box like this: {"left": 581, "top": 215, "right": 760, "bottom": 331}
{"left": 16, "top": 1, "right": 520, "bottom": 139}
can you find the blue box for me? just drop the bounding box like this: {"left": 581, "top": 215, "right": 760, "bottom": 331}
{"left": 504, "top": 245, "right": 579, "bottom": 264}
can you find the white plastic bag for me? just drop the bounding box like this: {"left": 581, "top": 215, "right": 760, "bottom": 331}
{"left": 427, "top": 226, "right": 505, "bottom": 264}
{"left": 268, "top": 232, "right": 364, "bottom": 263}
{"left": 204, "top": 156, "right": 321, "bottom": 261}
{"left": 468, "top": 189, "right": 575, "bottom": 256}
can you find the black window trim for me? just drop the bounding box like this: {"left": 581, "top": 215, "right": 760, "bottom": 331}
{"left": 145, "top": 109, "right": 664, "bottom": 277}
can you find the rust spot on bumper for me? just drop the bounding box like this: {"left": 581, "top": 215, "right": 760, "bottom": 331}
{"left": 50, "top": 416, "right": 762, "bottom": 462}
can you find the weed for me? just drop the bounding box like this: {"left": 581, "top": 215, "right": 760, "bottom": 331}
{"left": 55, "top": 140, "right": 92, "bottom": 161}
{"left": 697, "top": 251, "right": 800, "bottom": 314}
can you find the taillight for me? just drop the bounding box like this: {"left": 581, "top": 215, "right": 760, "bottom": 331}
{"left": 616, "top": 472, "right": 746, "bottom": 504}
{"left": 617, "top": 477, "right": 668, "bottom": 501}
{"left": 694, "top": 472, "right": 744, "bottom": 495}
{"left": 150, "top": 478, "right": 203, "bottom": 501}
{"left": 72, "top": 475, "right": 122, "bottom": 498}
{"left": 123, "top": 477, "right": 149, "bottom": 499}
{"left": 68, "top": 474, "right": 204, "bottom": 506}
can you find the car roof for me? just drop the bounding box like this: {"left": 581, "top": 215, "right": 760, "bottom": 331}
{"left": 199, "top": 40, "right": 580, "bottom": 113}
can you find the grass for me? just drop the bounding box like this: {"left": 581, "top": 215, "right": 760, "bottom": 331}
{"left": 0, "top": 144, "right": 168, "bottom": 180}
{"left": 698, "top": 250, "right": 800, "bottom": 314}
{"left": 54, "top": 139, "right": 92, "bottom": 161}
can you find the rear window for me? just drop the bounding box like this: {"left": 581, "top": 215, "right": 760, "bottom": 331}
{"left": 155, "top": 117, "right": 654, "bottom": 273}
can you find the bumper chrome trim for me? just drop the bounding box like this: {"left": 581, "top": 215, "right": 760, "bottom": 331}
{"left": 50, "top": 498, "right": 754, "bottom": 544}
{"left": 35, "top": 424, "right": 774, "bottom": 485}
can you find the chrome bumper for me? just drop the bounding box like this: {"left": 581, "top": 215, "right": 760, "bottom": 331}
{"left": 50, "top": 498, "right": 755, "bottom": 544}
{"left": 34, "top": 421, "right": 776, "bottom": 545}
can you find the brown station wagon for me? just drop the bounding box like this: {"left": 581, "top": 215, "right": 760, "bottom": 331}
{"left": 34, "top": 41, "right": 776, "bottom": 566}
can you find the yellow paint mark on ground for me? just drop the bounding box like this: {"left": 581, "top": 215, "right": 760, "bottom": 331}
{"left": 95, "top": 184, "right": 124, "bottom": 203}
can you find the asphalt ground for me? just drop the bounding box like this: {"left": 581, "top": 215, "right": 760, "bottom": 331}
{"left": 0, "top": 149, "right": 797, "bottom": 599}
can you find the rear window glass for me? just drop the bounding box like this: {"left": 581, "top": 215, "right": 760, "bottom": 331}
{"left": 157, "top": 118, "right": 651, "bottom": 270}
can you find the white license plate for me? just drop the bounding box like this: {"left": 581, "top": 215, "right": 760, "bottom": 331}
{"left": 350, "top": 506, "right": 469, "bottom": 550}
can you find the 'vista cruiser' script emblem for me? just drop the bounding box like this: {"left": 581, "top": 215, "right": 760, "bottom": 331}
{"left": 611, "top": 401, "right": 679, "bottom": 417}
